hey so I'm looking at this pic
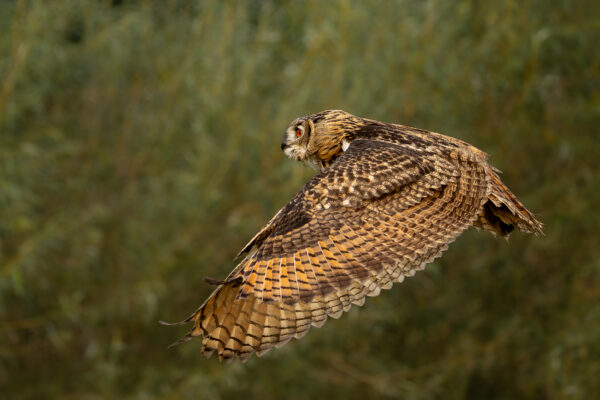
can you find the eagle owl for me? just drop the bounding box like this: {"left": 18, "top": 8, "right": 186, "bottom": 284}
{"left": 163, "top": 110, "right": 543, "bottom": 361}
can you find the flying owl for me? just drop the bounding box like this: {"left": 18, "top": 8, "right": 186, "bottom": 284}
{"left": 163, "top": 110, "right": 543, "bottom": 362}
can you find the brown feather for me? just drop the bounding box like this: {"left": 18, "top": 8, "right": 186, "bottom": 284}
{"left": 167, "top": 110, "right": 543, "bottom": 361}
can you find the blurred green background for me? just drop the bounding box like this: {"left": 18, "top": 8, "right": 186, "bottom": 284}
{"left": 1, "top": 0, "right": 599, "bottom": 398}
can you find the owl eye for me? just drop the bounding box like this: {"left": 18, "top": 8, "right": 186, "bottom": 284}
{"left": 296, "top": 128, "right": 303, "bottom": 138}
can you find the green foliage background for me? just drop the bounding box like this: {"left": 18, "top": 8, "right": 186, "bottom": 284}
{"left": 1, "top": 0, "right": 598, "bottom": 398}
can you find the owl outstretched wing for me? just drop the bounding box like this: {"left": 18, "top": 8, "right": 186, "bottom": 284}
{"left": 167, "top": 138, "right": 491, "bottom": 361}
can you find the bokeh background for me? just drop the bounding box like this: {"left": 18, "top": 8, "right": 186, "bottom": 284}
{"left": 1, "top": 0, "right": 599, "bottom": 399}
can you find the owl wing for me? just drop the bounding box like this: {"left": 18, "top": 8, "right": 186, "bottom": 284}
{"left": 171, "top": 139, "right": 490, "bottom": 361}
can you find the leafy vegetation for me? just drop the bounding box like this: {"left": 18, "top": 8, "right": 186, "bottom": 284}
{"left": 1, "top": 0, "right": 598, "bottom": 398}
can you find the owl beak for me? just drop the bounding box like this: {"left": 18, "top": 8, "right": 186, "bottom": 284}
{"left": 281, "top": 141, "right": 287, "bottom": 151}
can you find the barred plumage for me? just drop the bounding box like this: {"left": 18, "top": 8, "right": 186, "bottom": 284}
{"left": 163, "top": 110, "right": 543, "bottom": 362}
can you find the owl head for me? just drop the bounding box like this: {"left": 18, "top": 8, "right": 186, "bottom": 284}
{"left": 281, "top": 110, "right": 364, "bottom": 169}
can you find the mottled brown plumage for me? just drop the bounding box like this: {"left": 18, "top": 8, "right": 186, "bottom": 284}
{"left": 163, "top": 110, "right": 543, "bottom": 362}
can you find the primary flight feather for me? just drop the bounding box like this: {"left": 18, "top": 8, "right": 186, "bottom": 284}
{"left": 163, "top": 110, "right": 543, "bottom": 362}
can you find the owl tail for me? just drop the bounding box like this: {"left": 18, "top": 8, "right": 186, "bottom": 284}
{"left": 475, "top": 168, "right": 543, "bottom": 238}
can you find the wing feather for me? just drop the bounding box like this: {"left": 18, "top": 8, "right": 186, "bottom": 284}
{"left": 172, "top": 138, "right": 498, "bottom": 361}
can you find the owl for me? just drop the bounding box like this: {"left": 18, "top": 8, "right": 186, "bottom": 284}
{"left": 162, "top": 110, "right": 543, "bottom": 362}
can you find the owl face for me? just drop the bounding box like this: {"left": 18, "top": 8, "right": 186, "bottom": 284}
{"left": 281, "top": 110, "right": 364, "bottom": 170}
{"left": 281, "top": 117, "right": 319, "bottom": 168}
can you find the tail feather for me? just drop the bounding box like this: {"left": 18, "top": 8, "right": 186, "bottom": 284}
{"left": 476, "top": 169, "right": 543, "bottom": 237}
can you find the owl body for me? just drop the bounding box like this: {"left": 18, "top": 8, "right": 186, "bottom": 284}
{"left": 165, "top": 110, "right": 542, "bottom": 361}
